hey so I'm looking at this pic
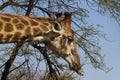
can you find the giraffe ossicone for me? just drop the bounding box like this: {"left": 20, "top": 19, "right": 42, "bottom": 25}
{"left": 0, "top": 12, "right": 82, "bottom": 75}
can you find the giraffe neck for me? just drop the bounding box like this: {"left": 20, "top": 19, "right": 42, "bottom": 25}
{"left": 0, "top": 13, "right": 54, "bottom": 43}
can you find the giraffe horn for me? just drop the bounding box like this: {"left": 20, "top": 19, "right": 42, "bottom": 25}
{"left": 64, "top": 12, "right": 72, "bottom": 30}
{"left": 64, "top": 12, "right": 72, "bottom": 19}
{"left": 56, "top": 12, "right": 63, "bottom": 21}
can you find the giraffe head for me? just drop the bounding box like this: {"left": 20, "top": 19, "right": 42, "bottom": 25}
{"left": 45, "top": 12, "right": 81, "bottom": 73}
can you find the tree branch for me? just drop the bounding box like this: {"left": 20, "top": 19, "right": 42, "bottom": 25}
{"left": 1, "top": 43, "right": 23, "bottom": 80}
{"left": 32, "top": 44, "right": 59, "bottom": 80}
{"left": 25, "top": 0, "right": 35, "bottom": 16}
{"left": 0, "top": 1, "right": 10, "bottom": 10}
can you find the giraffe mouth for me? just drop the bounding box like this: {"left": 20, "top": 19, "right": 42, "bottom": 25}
{"left": 65, "top": 52, "right": 81, "bottom": 73}
{"left": 69, "top": 60, "right": 80, "bottom": 70}
{"left": 69, "top": 61, "right": 83, "bottom": 76}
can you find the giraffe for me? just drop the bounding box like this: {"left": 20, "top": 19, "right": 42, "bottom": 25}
{"left": 0, "top": 12, "right": 82, "bottom": 74}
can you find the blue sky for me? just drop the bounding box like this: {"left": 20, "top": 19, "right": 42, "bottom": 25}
{"left": 81, "top": 10, "right": 120, "bottom": 80}
{"left": 0, "top": 1, "right": 120, "bottom": 80}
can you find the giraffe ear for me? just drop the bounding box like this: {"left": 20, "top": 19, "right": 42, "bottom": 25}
{"left": 52, "top": 21, "right": 62, "bottom": 32}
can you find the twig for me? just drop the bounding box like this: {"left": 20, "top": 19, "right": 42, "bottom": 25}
{"left": 1, "top": 43, "right": 23, "bottom": 80}
{"left": 25, "top": 0, "right": 35, "bottom": 16}
{"left": 32, "top": 44, "right": 59, "bottom": 80}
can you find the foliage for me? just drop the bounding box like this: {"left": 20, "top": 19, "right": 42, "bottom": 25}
{"left": 0, "top": 0, "right": 119, "bottom": 79}
{"left": 85, "top": 0, "right": 120, "bottom": 24}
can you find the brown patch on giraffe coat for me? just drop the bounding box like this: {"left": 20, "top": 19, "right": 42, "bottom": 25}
{"left": 31, "top": 17, "right": 51, "bottom": 22}
{"left": 0, "top": 33, "right": 3, "bottom": 38}
{"left": 0, "top": 34, "right": 3, "bottom": 42}
{"left": 60, "top": 36, "right": 67, "bottom": 50}
{"left": 6, "top": 34, "right": 13, "bottom": 42}
{"left": 25, "top": 27, "right": 31, "bottom": 36}
{"left": 4, "top": 23, "right": 13, "bottom": 32}
{"left": 4, "top": 14, "right": 16, "bottom": 18}
{"left": 12, "top": 19, "right": 19, "bottom": 23}
{"left": 40, "top": 25, "right": 49, "bottom": 31}
{"left": 33, "top": 28, "right": 42, "bottom": 36}
{"left": 12, "top": 32, "right": 21, "bottom": 42}
{"left": 43, "top": 22, "right": 49, "bottom": 26}
{"left": 20, "top": 36, "right": 27, "bottom": 41}
{"left": 14, "top": 32, "right": 21, "bottom": 38}
{"left": 29, "top": 20, "right": 39, "bottom": 26}
{"left": 1, "top": 17, "right": 11, "bottom": 22}
{"left": 21, "top": 19, "right": 29, "bottom": 25}
{"left": 15, "top": 23, "right": 25, "bottom": 30}
{"left": 0, "top": 21, "right": 3, "bottom": 31}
